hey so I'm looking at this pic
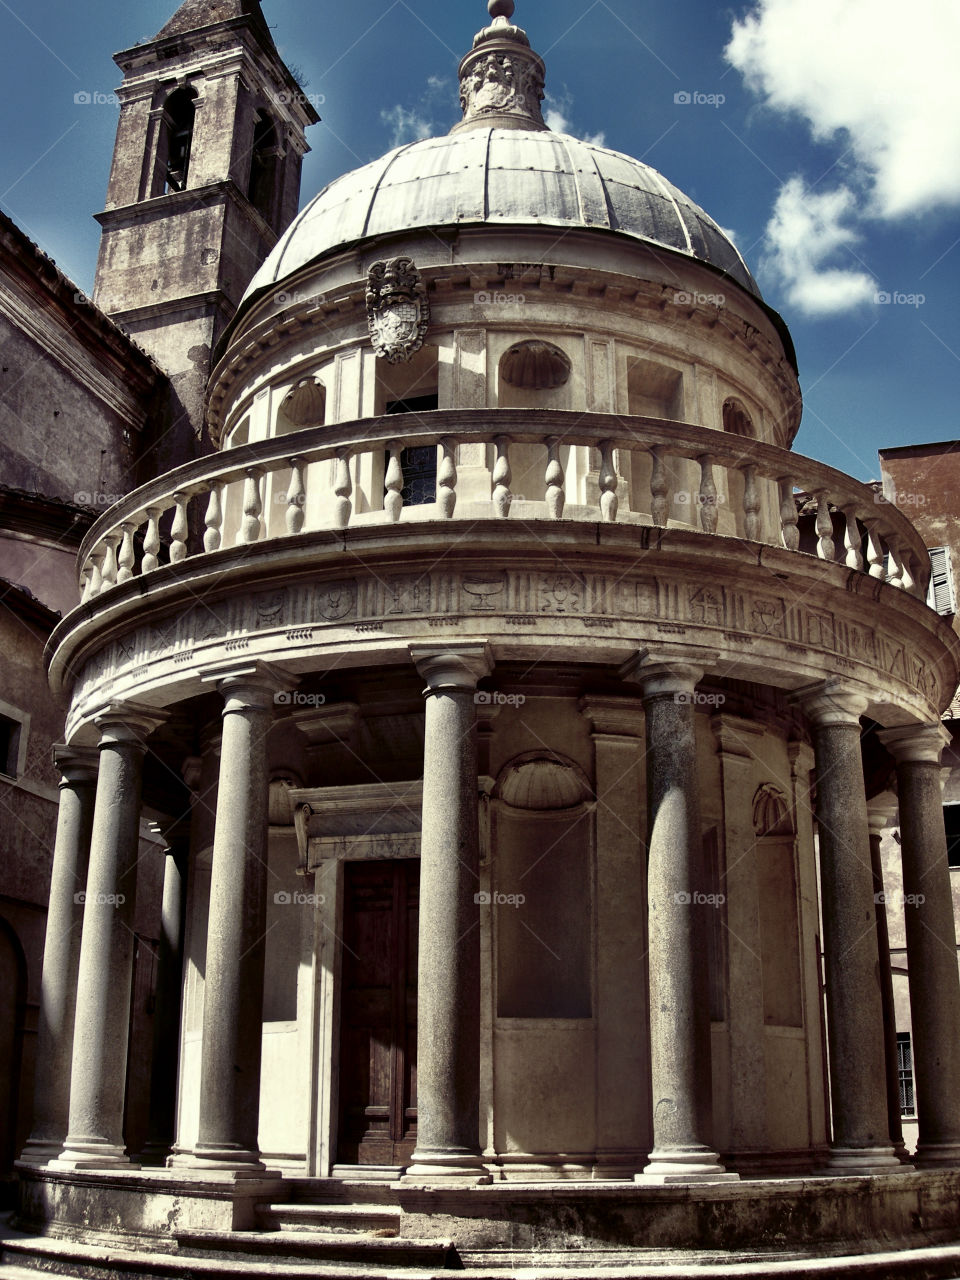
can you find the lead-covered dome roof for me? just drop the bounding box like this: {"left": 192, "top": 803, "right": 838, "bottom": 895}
{"left": 244, "top": 128, "right": 760, "bottom": 303}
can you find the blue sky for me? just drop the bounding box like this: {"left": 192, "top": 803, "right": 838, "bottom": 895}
{"left": 0, "top": 0, "right": 957, "bottom": 480}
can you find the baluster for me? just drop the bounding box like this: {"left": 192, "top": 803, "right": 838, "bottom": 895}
{"left": 99, "top": 535, "right": 119, "bottom": 592}
{"left": 545, "top": 436, "right": 565, "bottom": 519}
{"left": 334, "top": 452, "right": 353, "bottom": 529}
{"left": 204, "top": 485, "right": 223, "bottom": 553}
{"left": 865, "top": 520, "right": 886, "bottom": 580}
{"left": 438, "top": 437, "right": 458, "bottom": 519}
{"left": 116, "top": 522, "right": 136, "bottom": 583}
{"left": 885, "top": 535, "right": 904, "bottom": 588}
{"left": 493, "top": 436, "right": 512, "bottom": 518}
{"left": 842, "top": 505, "right": 864, "bottom": 571}
{"left": 901, "top": 553, "right": 916, "bottom": 595}
{"left": 82, "top": 555, "right": 102, "bottom": 602}
{"left": 779, "top": 477, "right": 800, "bottom": 551}
{"left": 286, "top": 458, "right": 306, "bottom": 535}
{"left": 384, "top": 443, "right": 404, "bottom": 523}
{"left": 815, "top": 491, "right": 836, "bottom": 561}
{"left": 698, "top": 454, "right": 719, "bottom": 535}
{"left": 742, "top": 464, "right": 761, "bottom": 541}
{"left": 142, "top": 507, "right": 161, "bottom": 573}
{"left": 650, "top": 446, "right": 670, "bottom": 527}
{"left": 170, "top": 491, "right": 190, "bottom": 561}
{"left": 599, "top": 441, "right": 619, "bottom": 523}
{"left": 238, "top": 471, "right": 263, "bottom": 545}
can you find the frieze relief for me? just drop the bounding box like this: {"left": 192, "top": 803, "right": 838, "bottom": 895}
{"left": 68, "top": 567, "right": 939, "bottom": 713}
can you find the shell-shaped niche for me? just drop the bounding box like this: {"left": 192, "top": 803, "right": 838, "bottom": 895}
{"left": 498, "top": 752, "right": 592, "bottom": 811}
{"left": 753, "top": 782, "right": 793, "bottom": 837}
{"left": 281, "top": 377, "right": 326, "bottom": 427}
{"left": 500, "top": 340, "right": 572, "bottom": 390}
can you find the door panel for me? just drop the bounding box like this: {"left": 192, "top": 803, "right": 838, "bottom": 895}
{"left": 338, "top": 860, "right": 418, "bottom": 1164}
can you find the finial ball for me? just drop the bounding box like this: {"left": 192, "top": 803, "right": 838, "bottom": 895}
{"left": 488, "top": 0, "right": 516, "bottom": 19}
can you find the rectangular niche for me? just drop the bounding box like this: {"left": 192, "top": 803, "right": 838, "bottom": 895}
{"left": 626, "top": 356, "right": 684, "bottom": 419}
{"left": 495, "top": 808, "right": 592, "bottom": 1019}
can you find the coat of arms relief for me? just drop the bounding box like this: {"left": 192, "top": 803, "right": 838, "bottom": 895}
{"left": 366, "top": 257, "right": 431, "bottom": 364}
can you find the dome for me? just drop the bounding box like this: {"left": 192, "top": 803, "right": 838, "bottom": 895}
{"left": 243, "top": 128, "right": 760, "bottom": 305}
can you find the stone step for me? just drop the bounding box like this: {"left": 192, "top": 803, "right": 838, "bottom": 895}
{"left": 256, "top": 1202, "right": 402, "bottom": 1235}
{"left": 175, "top": 1227, "right": 458, "bottom": 1269}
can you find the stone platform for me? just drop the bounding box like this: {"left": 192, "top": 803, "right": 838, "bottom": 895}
{"left": 4, "top": 1167, "right": 960, "bottom": 1276}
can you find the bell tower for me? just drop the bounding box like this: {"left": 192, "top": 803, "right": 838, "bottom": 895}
{"left": 93, "top": 0, "right": 320, "bottom": 461}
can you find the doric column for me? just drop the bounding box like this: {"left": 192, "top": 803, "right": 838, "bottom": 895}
{"left": 404, "top": 642, "right": 492, "bottom": 1182}
{"left": 879, "top": 723, "right": 960, "bottom": 1167}
{"left": 141, "top": 816, "right": 191, "bottom": 1164}
{"left": 866, "top": 792, "right": 909, "bottom": 1162}
{"left": 624, "top": 654, "right": 737, "bottom": 1183}
{"left": 19, "top": 746, "right": 99, "bottom": 1164}
{"left": 185, "top": 663, "right": 286, "bottom": 1171}
{"left": 803, "top": 686, "right": 899, "bottom": 1172}
{"left": 53, "top": 705, "right": 165, "bottom": 1169}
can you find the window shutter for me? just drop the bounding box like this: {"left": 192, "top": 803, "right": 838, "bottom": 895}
{"left": 927, "top": 546, "right": 957, "bottom": 616}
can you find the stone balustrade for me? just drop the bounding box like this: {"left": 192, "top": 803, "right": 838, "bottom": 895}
{"left": 75, "top": 410, "right": 930, "bottom": 604}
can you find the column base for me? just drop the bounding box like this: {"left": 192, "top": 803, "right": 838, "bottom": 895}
{"left": 637, "top": 1148, "right": 739, "bottom": 1184}
{"left": 913, "top": 1142, "right": 960, "bottom": 1169}
{"left": 825, "top": 1146, "right": 903, "bottom": 1175}
{"left": 49, "top": 1140, "right": 139, "bottom": 1171}
{"left": 402, "top": 1148, "right": 492, "bottom": 1184}
{"left": 139, "top": 1142, "right": 174, "bottom": 1167}
{"left": 17, "top": 1139, "right": 64, "bottom": 1166}
{"left": 169, "top": 1143, "right": 265, "bottom": 1174}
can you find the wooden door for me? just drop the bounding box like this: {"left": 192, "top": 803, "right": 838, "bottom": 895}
{"left": 337, "top": 860, "right": 418, "bottom": 1165}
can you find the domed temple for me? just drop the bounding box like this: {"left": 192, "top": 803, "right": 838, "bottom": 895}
{"left": 8, "top": 0, "right": 960, "bottom": 1273}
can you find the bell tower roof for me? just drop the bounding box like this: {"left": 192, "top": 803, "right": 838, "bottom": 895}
{"left": 154, "top": 0, "right": 273, "bottom": 44}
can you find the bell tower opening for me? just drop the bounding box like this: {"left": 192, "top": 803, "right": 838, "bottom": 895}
{"left": 160, "top": 88, "right": 197, "bottom": 194}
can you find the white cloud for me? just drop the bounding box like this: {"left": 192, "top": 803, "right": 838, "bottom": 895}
{"left": 543, "top": 93, "right": 606, "bottom": 147}
{"left": 380, "top": 104, "right": 433, "bottom": 149}
{"left": 380, "top": 77, "right": 455, "bottom": 149}
{"left": 761, "top": 177, "right": 877, "bottom": 316}
{"left": 726, "top": 0, "right": 960, "bottom": 219}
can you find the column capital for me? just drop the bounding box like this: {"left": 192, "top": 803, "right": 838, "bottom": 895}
{"left": 796, "top": 681, "right": 868, "bottom": 727}
{"left": 148, "top": 816, "right": 192, "bottom": 851}
{"left": 53, "top": 744, "right": 99, "bottom": 787}
{"left": 620, "top": 648, "right": 718, "bottom": 699}
{"left": 202, "top": 660, "right": 294, "bottom": 713}
{"left": 867, "top": 789, "right": 899, "bottom": 837}
{"left": 879, "top": 722, "right": 952, "bottom": 766}
{"left": 578, "top": 695, "right": 643, "bottom": 738}
{"left": 410, "top": 642, "right": 493, "bottom": 694}
{"left": 93, "top": 702, "right": 169, "bottom": 747}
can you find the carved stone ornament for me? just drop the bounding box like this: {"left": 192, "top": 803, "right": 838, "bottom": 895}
{"left": 366, "top": 257, "right": 430, "bottom": 364}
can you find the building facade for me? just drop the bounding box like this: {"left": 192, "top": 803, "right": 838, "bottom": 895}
{"left": 5, "top": 0, "right": 960, "bottom": 1271}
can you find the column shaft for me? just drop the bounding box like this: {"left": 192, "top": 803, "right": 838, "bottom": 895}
{"left": 189, "top": 668, "right": 279, "bottom": 1169}
{"left": 405, "top": 643, "right": 491, "bottom": 1182}
{"left": 627, "top": 657, "right": 736, "bottom": 1184}
{"left": 807, "top": 690, "right": 898, "bottom": 1172}
{"left": 20, "top": 748, "right": 98, "bottom": 1164}
{"left": 881, "top": 725, "right": 960, "bottom": 1167}
{"left": 53, "top": 710, "right": 159, "bottom": 1168}
{"left": 866, "top": 800, "right": 908, "bottom": 1159}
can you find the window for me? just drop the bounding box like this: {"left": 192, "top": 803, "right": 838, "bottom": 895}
{"left": 162, "top": 88, "right": 197, "bottom": 193}
{"left": 897, "top": 1032, "right": 916, "bottom": 1117}
{"left": 927, "top": 547, "right": 957, "bottom": 616}
{"left": 0, "top": 714, "right": 21, "bottom": 778}
{"left": 944, "top": 805, "right": 960, "bottom": 869}
{"left": 385, "top": 396, "right": 439, "bottom": 507}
